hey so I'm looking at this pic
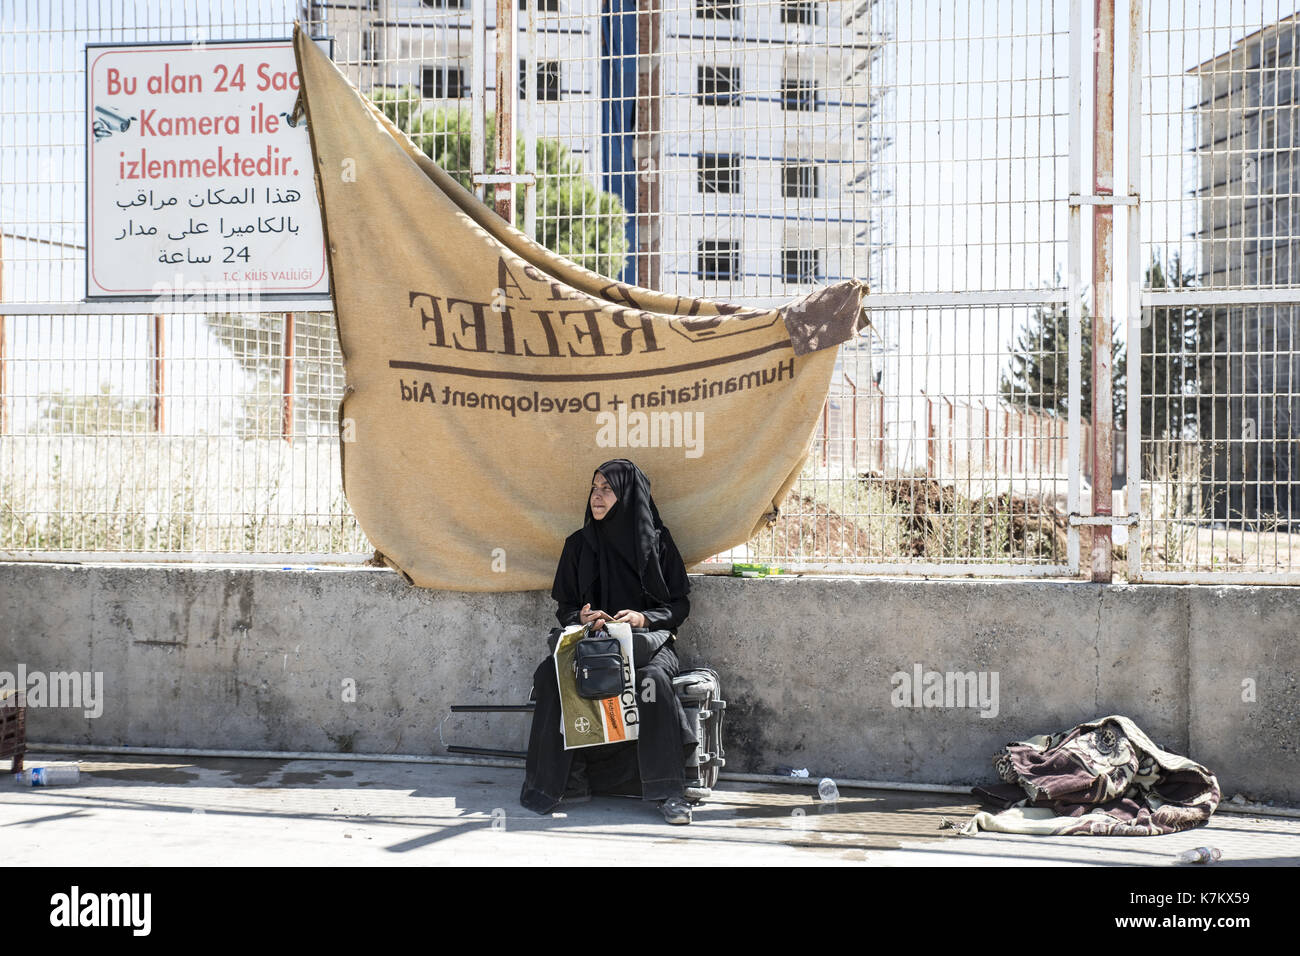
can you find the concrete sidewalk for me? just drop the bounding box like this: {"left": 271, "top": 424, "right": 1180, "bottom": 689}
{"left": 2, "top": 752, "right": 1297, "bottom": 866}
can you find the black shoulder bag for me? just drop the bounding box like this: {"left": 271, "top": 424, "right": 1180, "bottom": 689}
{"left": 572, "top": 634, "right": 626, "bottom": 699}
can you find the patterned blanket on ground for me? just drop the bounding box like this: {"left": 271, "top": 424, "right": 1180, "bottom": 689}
{"left": 961, "top": 715, "right": 1220, "bottom": 836}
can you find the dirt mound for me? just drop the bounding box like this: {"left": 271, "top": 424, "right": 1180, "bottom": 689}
{"left": 746, "top": 478, "right": 1120, "bottom": 566}
{"left": 748, "top": 492, "right": 873, "bottom": 560}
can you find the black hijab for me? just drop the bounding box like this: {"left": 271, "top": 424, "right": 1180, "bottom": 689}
{"left": 573, "top": 459, "right": 683, "bottom": 613}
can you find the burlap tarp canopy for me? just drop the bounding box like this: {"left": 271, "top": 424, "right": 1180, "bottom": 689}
{"left": 291, "top": 25, "right": 868, "bottom": 591}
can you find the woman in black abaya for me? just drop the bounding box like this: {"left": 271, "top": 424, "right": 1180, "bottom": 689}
{"left": 520, "top": 459, "right": 699, "bottom": 824}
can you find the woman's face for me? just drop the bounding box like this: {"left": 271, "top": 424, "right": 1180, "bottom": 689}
{"left": 590, "top": 471, "right": 617, "bottom": 520}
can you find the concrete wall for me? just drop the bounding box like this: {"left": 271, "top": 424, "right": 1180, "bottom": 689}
{"left": 1, "top": 563, "right": 1296, "bottom": 803}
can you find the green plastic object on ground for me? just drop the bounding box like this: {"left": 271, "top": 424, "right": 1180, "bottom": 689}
{"left": 731, "top": 563, "right": 783, "bottom": 578}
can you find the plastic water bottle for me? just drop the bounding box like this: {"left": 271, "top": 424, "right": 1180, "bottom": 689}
{"left": 817, "top": 777, "right": 840, "bottom": 806}
{"left": 1176, "top": 846, "right": 1222, "bottom": 864}
{"left": 14, "top": 765, "right": 80, "bottom": 787}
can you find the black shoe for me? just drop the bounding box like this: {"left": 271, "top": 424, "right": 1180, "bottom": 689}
{"left": 659, "top": 797, "right": 692, "bottom": 825}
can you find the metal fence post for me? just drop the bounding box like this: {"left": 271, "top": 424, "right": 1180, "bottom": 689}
{"left": 151, "top": 313, "right": 165, "bottom": 433}
{"left": 494, "top": 0, "right": 516, "bottom": 224}
{"left": 282, "top": 312, "right": 295, "bottom": 442}
{"left": 523, "top": 0, "right": 538, "bottom": 239}
{"left": 1067, "top": 0, "right": 1086, "bottom": 575}
{"left": 1126, "top": 0, "right": 1143, "bottom": 580}
{"left": 636, "top": 0, "right": 661, "bottom": 291}
{"left": 471, "top": 0, "right": 486, "bottom": 203}
{"left": 1091, "top": 0, "right": 1116, "bottom": 582}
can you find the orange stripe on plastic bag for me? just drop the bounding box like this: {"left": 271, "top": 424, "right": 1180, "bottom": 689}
{"left": 601, "top": 697, "right": 625, "bottom": 742}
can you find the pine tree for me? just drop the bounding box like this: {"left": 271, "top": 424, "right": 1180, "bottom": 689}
{"left": 1140, "top": 251, "right": 1215, "bottom": 442}
{"left": 999, "top": 288, "right": 1126, "bottom": 426}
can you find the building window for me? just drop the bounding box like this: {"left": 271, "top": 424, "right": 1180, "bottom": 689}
{"left": 698, "top": 240, "right": 740, "bottom": 280}
{"left": 696, "top": 0, "right": 739, "bottom": 19}
{"left": 781, "top": 2, "right": 818, "bottom": 25}
{"left": 1261, "top": 251, "right": 1276, "bottom": 284}
{"left": 698, "top": 153, "right": 740, "bottom": 193}
{"left": 519, "top": 0, "right": 560, "bottom": 10}
{"left": 697, "top": 65, "right": 740, "bottom": 106}
{"left": 520, "top": 60, "right": 561, "bottom": 101}
{"left": 423, "top": 66, "right": 467, "bottom": 99}
{"left": 1263, "top": 114, "right": 1277, "bottom": 149}
{"left": 782, "top": 78, "right": 818, "bottom": 111}
{"left": 423, "top": 0, "right": 467, "bottom": 8}
{"left": 782, "top": 163, "right": 819, "bottom": 198}
{"left": 783, "top": 248, "right": 820, "bottom": 283}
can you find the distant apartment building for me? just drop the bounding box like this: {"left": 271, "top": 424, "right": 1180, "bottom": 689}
{"left": 1190, "top": 14, "right": 1300, "bottom": 523}
{"left": 657, "top": 0, "right": 886, "bottom": 305}
{"left": 306, "top": 0, "right": 888, "bottom": 305}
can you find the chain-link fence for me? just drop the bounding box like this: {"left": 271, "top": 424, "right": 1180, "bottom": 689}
{"left": 3, "top": 0, "right": 1299, "bottom": 580}
{"left": 1140, "top": 1, "right": 1300, "bottom": 580}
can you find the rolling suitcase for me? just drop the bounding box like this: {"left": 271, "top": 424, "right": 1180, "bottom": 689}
{"left": 673, "top": 667, "right": 726, "bottom": 801}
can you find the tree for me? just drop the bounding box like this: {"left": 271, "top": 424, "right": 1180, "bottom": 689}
{"left": 36, "top": 383, "right": 150, "bottom": 434}
{"left": 1000, "top": 279, "right": 1127, "bottom": 426}
{"left": 368, "top": 87, "right": 630, "bottom": 278}
{"left": 1002, "top": 255, "right": 1219, "bottom": 438}
{"left": 1140, "top": 251, "right": 1216, "bottom": 442}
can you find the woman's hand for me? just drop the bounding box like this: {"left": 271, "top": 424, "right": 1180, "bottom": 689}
{"left": 612, "top": 609, "right": 646, "bottom": 628}
{"left": 580, "top": 603, "right": 611, "bottom": 631}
